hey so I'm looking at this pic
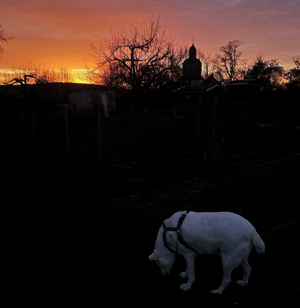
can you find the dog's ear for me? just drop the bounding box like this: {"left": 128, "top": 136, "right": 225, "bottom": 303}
{"left": 148, "top": 252, "right": 157, "bottom": 261}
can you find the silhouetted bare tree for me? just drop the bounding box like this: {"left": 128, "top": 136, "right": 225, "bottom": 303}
{"left": 4, "top": 61, "right": 74, "bottom": 113}
{"left": 197, "top": 50, "right": 214, "bottom": 79}
{"left": 214, "top": 40, "right": 246, "bottom": 82}
{"left": 246, "top": 55, "right": 284, "bottom": 90}
{"left": 286, "top": 56, "right": 300, "bottom": 90}
{"left": 0, "top": 25, "right": 12, "bottom": 57}
{"left": 5, "top": 72, "right": 48, "bottom": 113}
{"left": 89, "top": 16, "right": 187, "bottom": 95}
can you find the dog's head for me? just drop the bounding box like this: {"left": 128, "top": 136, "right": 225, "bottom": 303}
{"left": 148, "top": 250, "right": 176, "bottom": 275}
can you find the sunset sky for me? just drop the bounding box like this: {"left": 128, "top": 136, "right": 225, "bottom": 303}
{"left": 1, "top": 0, "right": 300, "bottom": 82}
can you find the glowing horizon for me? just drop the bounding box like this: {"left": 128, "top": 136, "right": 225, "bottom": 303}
{"left": 0, "top": 66, "right": 91, "bottom": 84}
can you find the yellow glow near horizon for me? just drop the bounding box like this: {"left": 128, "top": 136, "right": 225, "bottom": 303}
{"left": 0, "top": 68, "right": 92, "bottom": 85}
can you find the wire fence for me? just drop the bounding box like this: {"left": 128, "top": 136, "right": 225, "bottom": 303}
{"left": 218, "top": 99, "right": 300, "bottom": 159}
{"left": 1, "top": 96, "right": 300, "bottom": 177}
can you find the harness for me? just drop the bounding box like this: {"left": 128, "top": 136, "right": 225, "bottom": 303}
{"left": 162, "top": 212, "right": 199, "bottom": 254}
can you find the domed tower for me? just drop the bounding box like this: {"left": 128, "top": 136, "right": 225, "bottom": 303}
{"left": 183, "top": 44, "right": 203, "bottom": 84}
{"left": 189, "top": 44, "right": 197, "bottom": 59}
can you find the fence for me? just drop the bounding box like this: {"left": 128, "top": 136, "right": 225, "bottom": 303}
{"left": 1, "top": 96, "right": 300, "bottom": 178}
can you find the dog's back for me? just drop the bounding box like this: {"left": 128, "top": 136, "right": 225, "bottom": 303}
{"left": 178, "top": 211, "right": 264, "bottom": 255}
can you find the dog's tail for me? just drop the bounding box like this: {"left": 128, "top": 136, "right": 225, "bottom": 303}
{"left": 251, "top": 231, "right": 265, "bottom": 254}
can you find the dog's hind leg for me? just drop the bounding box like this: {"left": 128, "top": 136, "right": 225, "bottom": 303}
{"left": 236, "top": 259, "right": 251, "bottom": 287}
{"left": 210, "top": 254, "right": 235, "bottom": 294}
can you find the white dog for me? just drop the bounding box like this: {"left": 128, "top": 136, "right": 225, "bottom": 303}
{"left": 148, "top": 211, "right": 265, "bottom": 294}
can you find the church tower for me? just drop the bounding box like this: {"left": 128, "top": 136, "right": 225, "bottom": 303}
{"left": 183, "top": 44, "right": 203, "bottom": 84}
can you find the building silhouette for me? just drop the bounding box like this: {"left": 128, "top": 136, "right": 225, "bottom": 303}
{"left": 174, "top": 43, "right": 225, "bottom": 103}
{"left": 182, "top": 44, "right": 204, "bottom": 85}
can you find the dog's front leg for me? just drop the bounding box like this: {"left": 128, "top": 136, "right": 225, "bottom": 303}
{"left": 180, "top": 254, "right": 196, "bottom": 291}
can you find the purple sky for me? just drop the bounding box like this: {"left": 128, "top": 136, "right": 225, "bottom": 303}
{"left": 1, "top": 0, "right": 300, "bottom": 77}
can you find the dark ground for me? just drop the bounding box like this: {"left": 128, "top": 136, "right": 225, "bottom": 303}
{"left": 2, "top": 152, "right": 300, "bottom": 307}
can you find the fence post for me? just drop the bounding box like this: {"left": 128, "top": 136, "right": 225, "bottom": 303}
{"left": 277, "top": 99, "right": 286, "bottom": 154}
{"left": 30, "top": 111, "right": 36, "bottom": 156}
{"left": 196, "top": 101, "right": 203, "bottom": 169}
{"left": 98, "top": 105, "right": 104, "bottom": 167}
{"left": 197, "top": 97, "right": 215, "bottom": 170}
{"left": 64, "top": 108, "right": 72, "bottom": 174}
